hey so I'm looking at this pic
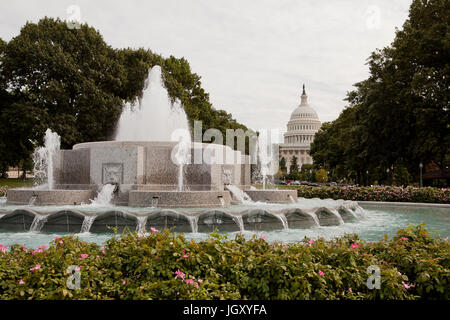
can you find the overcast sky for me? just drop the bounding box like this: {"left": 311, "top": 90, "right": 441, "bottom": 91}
{"left": 0, "top": 0, "right": 411, "bottom": 138}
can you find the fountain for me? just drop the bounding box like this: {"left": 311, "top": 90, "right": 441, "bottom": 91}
{"left": 32, "top": 128, "right": 61, "bottom": 190}
{"left": 2, "top": 65, "right": 366, "bottom": 234}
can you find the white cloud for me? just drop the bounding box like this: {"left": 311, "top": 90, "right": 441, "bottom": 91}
{"left": 0, "top": 0, "right": 411, "bottom": 139}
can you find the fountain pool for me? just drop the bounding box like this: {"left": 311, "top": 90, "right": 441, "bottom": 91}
{"left": 0, "top": 197, "right": 448, "bottom": 249}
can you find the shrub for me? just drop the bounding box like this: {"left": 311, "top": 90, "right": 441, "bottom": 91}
{"left": 0, "top": 225, "right": 448, "bottom": 300}
{"left": 279, "top": 186, "right": 450, "bottom": 204}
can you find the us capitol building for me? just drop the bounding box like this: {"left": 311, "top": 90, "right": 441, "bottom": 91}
{"left": 279, "top": 85, "right": 321, "bottom": 173}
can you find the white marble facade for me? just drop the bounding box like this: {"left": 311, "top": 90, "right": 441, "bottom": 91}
{"left": 280, "top": 85, "right": 321, "bottom": 173}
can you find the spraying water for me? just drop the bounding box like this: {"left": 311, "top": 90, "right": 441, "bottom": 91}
{"left": 172, "top": 132, "right": 192, "bottom": 192}
{"left": 254, "top": 133, "right": 277, "bottom": 190}
{"left": 115, "top": 65, "right": 191, "bottom": 142}
{"left": 114, "top": 65, "right": 192, "bottom": 191}
{"left": 32, "top": 129, "right": 61, "bottom": 190}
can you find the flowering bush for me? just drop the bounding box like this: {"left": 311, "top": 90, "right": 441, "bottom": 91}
{"left": 0, "top": 225, "right": 448, "bottom": 300}
{"left": 280, "top": 186, "right": 450, "bottom": 204}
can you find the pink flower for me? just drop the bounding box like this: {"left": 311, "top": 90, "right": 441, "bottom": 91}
{"left": 39, "top": 245, "right": 47, "bottom": 250}
{"left": 318, "top": 270, "right": 325, "bottom": 277}
{"left": 444, "top": 237, "right": 448, "bottom": 242}
{"left": 32, "top": 248, "right": 43, "bottom": 255}
{"left": 80, "top": 253, "right": 89, "bottom": 259}
{"left": 351, "top": 242, "right": 359, "bottom": 249}
{"left": 308, "top": 240, "right": 315, "bottom": 244}
{"left": 182, "top": 250, "right": 189, "bottom": 258}
{"left": 174, "top": 269, "right": 185, "bottom": 280}
{"left": 19, "top": 280, "right": 24, "bottom": 285}
{"left": 30, "top": 264, "right": 41, "bottom": 271}
{"left": 150, "top": 227, "right": 159, "bottom": 233}
{"left": 260, "top": 233, "right": 267, "bottom": 241}
{"left": 101, "top": 248, "right": 106, "bottom": 254}
{"left": 122, "top": 280, "right": 126, "bottom": 285}
{"left": 59, "top": 240, "right": 63, "bottom": 245}
{"left": 349, "top": 288, "right": 352, "bottom": 293}
{"left": 0, "top": 244, "right": 7, "bottom": 253}
{"left": 401, "top": 237, "right": 408, "bottom": 241}
{"left": 402, "top": 281, "right": 411, "bottom": 290}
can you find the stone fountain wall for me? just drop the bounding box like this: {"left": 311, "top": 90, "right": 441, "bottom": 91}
{"left": 10, "top": 141, "right": 251, "bottom": 207}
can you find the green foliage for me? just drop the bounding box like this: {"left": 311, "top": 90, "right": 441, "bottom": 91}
{"left": 315, "top": 169, "right": 328, "bottom": 183}
{"left": 289, "top": 156, "right": 299, "bottom": 174}
{"left": 0, "top": 18, "right": 248, "bottom": 169}
{"left": 310, "top": 0, "right": 450, "bottom": 185}
{"left": 0, "top": 225, "right": 448, "bottom": 299}
{"left": 279, "top": 185, "right": 450, "bottom": 204}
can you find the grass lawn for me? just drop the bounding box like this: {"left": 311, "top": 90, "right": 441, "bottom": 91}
{"left": 0, "top": 178, "right": 34, "bottom": 189}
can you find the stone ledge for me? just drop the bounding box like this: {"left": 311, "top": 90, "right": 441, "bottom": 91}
{"left": 6, "top": 189, "right": 96, "bottom": 206}
{"left": 128, "top": 190, "right": 232, "bottom": 208}
{"left": 245, "top": 190, "right": 298, "bottom": 203}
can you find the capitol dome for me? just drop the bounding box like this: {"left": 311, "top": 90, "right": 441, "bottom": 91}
{"left": 280, "top": 84, "right": 321, "bottom": 172}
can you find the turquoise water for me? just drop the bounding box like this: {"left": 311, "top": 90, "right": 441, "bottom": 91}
{"left": 0, "top": 203, "right": 448, "bottom": 249}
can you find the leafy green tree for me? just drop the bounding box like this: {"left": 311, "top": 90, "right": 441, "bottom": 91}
{"left": 0, "top": 18, "right": 249, "bottom": 170}
{"left": 289, "top": 156, "right": 299, "bottom": 174}
{"left": 279, "top": 157, "right": 287, "bottom": 175}
{"left": 310, "top": 0, "right": 450, "bottom": 186}
{"left": 315, "top": 169, "right": 328, "bottom": 183}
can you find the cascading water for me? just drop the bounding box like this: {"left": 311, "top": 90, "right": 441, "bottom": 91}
{"left": 32, "top": 129, "right": 61, "bottom": 190}
{"left": 136, "top": 216, "right": 148, "bottom": 234}
{"left": 226, "top": 185, "right": 253, "bottom": 204}
{"left": 29, "top": 215, "right": 47, "bottom": 232}
{"left": 187, "top": 216, "right": 198, "bottom": 233}
{"left": 307, "top": 211, "right": 321, "bottom": 227}
{"left": 90, "top": 184, "right": 116, "bottom": 206}
{"left": 114, "top": 65, "right": 191, "bottom": 191}
{"left": 28, "top": 195, "right": 38, "bottom": 206}
{"left": 233, "top": 215, "right": 245, "bottom": 232}
{"left": 288, "top": 195, "right": 296, "bottom": 204}
{"left": 277, "top": 213, "right": 289, "bottom": 230}
{"left": 80, "top": 216, "right": 96, "bottom": 233}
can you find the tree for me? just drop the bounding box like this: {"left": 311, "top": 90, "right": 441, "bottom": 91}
{"left": 279, "top": 157, "right": 287, "bottom": 175}
{"left": 310, "top": 0, "right": 450, "bottom": 186}
{"left": 0, "top": 18, "right": 250, "bottom": 170}
{"left": 289, "top": 156, "right": 299, "bottom": 174}
{"left": 315, "top": 169, "right": 328, "bottom": 183}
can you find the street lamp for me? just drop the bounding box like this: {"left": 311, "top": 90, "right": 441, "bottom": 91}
{"left": 419, "top": 162, "right": 423, "bottom": 188}
{"left": 366, "top": 170, "right": 369, "bottom": 186}
{"left": 386, "top": 168, "right": 390, "bottom": 186}
{"left": 391, "top": 165, "right": 394, "bottom": 185}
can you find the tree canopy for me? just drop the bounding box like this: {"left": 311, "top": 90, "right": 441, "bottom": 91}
{"left": 310, "top": 0, "right": 449, "bottom": 186}
{"left": 0, "top": 17, "right": 248, "bottom": 172}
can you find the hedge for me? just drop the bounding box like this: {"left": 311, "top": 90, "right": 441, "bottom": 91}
{"left": 279, "top": 186, "right": 450, "bottom": 204}
{"left": 0, "top": 224, "right": 448, "bottom": 299}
